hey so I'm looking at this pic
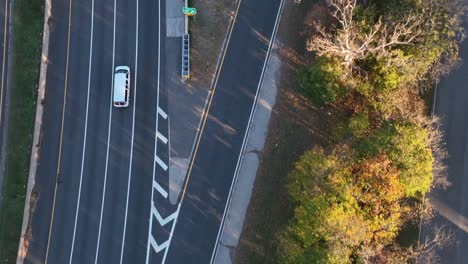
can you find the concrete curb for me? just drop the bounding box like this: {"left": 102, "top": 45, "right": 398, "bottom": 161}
{"left": 16, "top": 0, "right": 51, "bottom": 262}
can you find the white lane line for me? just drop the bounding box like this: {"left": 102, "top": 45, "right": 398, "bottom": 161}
{"left": 0, "top": 0, "right": 8, "bottom": 125}
{"left": 69, "top": 0, "right": 95, "bottom": 262}
{"left": 119, "top": 0, "right": 139, "bottom": 261}
{"left": 156, "top": 130, "right": 168, "bottom": 144}
{"left": 161, "top": 203, "right": 181, "bottom": 264}
{"left": 209, "top": 0, "right": 285, "bottom": 263}
{"left": 153, "top": 180, "right": 168, "bottom": 198}
{"left": 155, "top": 155, "right": 168, "bottom": 171}
{"left": 157, "top": 106, "right": 167, "bottom": 119}
{"left": 151, "top": 202, "right": 179, "bottom": 226}
{"left": 145, "top": 0, "right": 161, "bottom": 262}
{"left": 94, "top": 0, "right": 116, "bottom": 261}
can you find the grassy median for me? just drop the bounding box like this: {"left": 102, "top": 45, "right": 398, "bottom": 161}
{"left": 0, "top": 0, "right": 42, "bottom": 263}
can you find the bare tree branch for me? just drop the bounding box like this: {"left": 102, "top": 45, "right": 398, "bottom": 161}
{"left": 307, "top": 0, "right": 424, "bottom": 68}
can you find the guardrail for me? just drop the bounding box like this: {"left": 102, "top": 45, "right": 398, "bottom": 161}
{"left": 181, "top": 34, "right": 190, "bottom": 79}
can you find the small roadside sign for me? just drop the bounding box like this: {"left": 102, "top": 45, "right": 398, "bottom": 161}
{"left": 183, "top": 7, "right": 197, "bottom": 16}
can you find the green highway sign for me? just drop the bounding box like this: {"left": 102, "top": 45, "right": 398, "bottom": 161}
{"left": 183, "top": 7, "right": 197, "bottom": 16}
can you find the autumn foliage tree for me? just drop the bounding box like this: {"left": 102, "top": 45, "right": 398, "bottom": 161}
{"left": 278, "top": 141, "right": 434, "bottom": 263}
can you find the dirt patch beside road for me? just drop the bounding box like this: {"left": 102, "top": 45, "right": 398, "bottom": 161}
{"left": 189, "top": 0, "right": 237, "bottom": 89}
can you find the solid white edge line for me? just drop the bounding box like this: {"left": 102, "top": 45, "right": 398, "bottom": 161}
{"left": 119, "top": 0, "right": 139, "bottom": 261}
{"left": 94, "top": 0, "right": 116, "bottom": 261}
{"left": 145, "top": 0, "right": 161, "bottom": 262}
{"left": 209, "top": 0, "right": 285, "bottom": 263}
{"left": 69, "top": 0, "right": 95, "bottom": 262}
{"left": 0, "top": 0, "right": 8, "bottom": 125}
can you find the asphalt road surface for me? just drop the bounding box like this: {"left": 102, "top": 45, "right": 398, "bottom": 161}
{"left": 25, "top": 0, "right": 159, "bottom": 263}
{"left": 164, "top": 0, "right": 283, "bottom": 263}
{"left": 23, "top": 0, "right": 283, "bottom": 263}
{"left": 428, "top": 17, "right": 468, "bottom": 263}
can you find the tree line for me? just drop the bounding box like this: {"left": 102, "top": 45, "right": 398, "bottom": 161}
{"left": 278, "top": 0, "right": 465, "bottom": 263}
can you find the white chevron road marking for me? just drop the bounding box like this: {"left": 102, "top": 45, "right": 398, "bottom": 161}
{"left": 151, "top": 202, "right": 179, "bottom": 226}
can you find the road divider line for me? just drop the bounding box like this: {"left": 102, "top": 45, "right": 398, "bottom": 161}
{"left": 69, "top": 0, "right": 95, "bottom": 262}
{"left": 94, "top": 0, "right": 116, "bottom": 261}
{"left": 145, "top": 0, "right": 162, "bottom": 262}
{"left": 156, "top": 130, "right": 168, "bottom": 144}
{"left": 155, "top": 155, "right": 168, "bottom": 171}
{"left": 153, "top": 180, "right": 168, "bottom": 198}
{"left": 209, "top": 0, "right": 285, "bottom": 262}
{"left": 119, "top": 0, "right": 139, "bottom": 261}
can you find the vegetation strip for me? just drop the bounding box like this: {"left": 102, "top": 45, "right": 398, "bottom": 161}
{"left": 0, "top": 0, "right": 42, "bottom": 263}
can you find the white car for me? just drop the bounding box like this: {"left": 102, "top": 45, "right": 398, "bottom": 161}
{"left": 113, "top": 66, "right": 130, "bottom": 107}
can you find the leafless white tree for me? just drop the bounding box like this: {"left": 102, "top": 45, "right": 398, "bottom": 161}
{"left": 307, "top": 0, "right": 423, "bottom": 68}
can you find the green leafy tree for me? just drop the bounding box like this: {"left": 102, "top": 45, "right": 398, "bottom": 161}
{"left": 359, "top": 122, "right": 434, "bottom": 197}
{"left": 278, "top": 146, "right": 419, "bottom": 263}
{"left": 299, "top": 57, "right": 345, "bottom": 106}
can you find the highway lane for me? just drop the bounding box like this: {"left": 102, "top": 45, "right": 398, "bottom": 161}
{"left": 121, "top": 0, "right": 161, "bottom": 262}
{"left": 428, "top": 17, "right": 468, "bottom": 263}
{"left": 24, "top": 0, "right": 161, "bottom": 263}
{"left": 46, "top": 0, "right": 93, "bottom": 262}
{"left": 94, "top": 0, "right": 137, "bottom": 262}
{"left": 70, "top": 0, "right": 114, "bottom": 262}
{"left": 165, "top": 0, "right": 283, "bottom": 263}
